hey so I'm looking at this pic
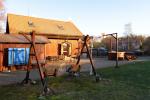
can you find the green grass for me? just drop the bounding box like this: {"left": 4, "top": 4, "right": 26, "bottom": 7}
{"left": 0, "top": 61, "right": 150, "bottom": 100}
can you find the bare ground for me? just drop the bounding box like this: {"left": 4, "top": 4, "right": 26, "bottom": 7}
{"left": 0, "top": 56, "right": 149, "bottom": 85}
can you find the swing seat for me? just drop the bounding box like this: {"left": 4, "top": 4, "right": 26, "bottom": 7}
{"left": 66, "top": 64, "right": 81, "bottom": 73}
{"left": 71, "top": 64, "right": 80, "bottom": 72}
{"left": 43, "top": 62, "right": 68, "bottom": 77}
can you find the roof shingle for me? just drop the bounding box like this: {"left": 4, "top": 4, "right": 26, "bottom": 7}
{"left": 0, "top": 34, "right": 50, "bottom": 44}
{"left": 7, "top": 14, "right": 83, "bottom": 37}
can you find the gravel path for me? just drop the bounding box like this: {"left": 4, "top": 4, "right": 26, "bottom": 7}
{"left": 0, "top": 56, "right": 149, "bottom": 85}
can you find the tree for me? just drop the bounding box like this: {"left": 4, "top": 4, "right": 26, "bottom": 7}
{"left": 92, "top": 36, "right": 104, "bottom": 48}
{"left": 93, "top": 41, "right": 101, "bottom": 48}
{"left": 100, "top": 36, "right": 115, "bottom": 51}
{"left": 143, "top": 36, "right": 150, "bottom": 55}
{"left": 0, "top": 0, "right": 5, "bottom": 33}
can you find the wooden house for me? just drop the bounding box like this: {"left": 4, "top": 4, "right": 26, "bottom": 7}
{"left": 6, "top": 14, "right": 83, "bottom": 58}
{"left": 0, "top": 14, "right": 83, "bottom": 71}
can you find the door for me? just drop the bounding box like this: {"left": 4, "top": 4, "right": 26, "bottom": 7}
{"left": 61, "top": 42, "right": 71, "bottom": 56}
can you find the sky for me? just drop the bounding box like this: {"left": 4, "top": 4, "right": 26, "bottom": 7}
{"left": 4, "top": 0, "right": 150, "bottom": 36}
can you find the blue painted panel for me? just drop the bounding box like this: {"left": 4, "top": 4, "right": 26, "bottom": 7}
{"left": 13, "top": 48, "right": 25, "bottom": 65}
{"left": 8, "top": 48, "right": 13, "bottom": 65}
{"left": 8, "top": 48, "right": 30, "bottom": 66}
{"left": 25, "top": 48, "right": 30, "bottom": 64}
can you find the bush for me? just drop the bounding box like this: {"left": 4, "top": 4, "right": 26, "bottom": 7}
{"left": 143, "top": 36, "right": 150, "bottom": 55}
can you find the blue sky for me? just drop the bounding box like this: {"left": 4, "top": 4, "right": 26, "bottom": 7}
{"left": 4, "top": 0, "right": 150, "bottom": 36}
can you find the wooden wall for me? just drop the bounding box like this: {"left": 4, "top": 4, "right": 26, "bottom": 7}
{"left": 0, "top": 44, "right": 3, "bottom": 71}
{"left": 0, "top": 44, "right": 46, "bottom": 71}
{"left": 0, "top": 39, "right": 80, "bottom": 71}
{"left": 46, "top": 39, "right": 79, "bottom": 56}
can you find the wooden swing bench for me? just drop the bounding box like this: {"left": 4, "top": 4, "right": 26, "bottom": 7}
{"left": 20, "top": 32, "right": 100, "bottom": 96}
{"left": 65, "top": 35, "right": 101, "bottom": 82}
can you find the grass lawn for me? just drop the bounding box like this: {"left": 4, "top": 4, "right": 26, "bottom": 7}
{"left": 0, "top": 61, "right": 150, "bottom": 100}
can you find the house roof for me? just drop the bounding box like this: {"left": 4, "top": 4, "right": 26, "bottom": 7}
{"left": 7, "top": 14, "right": 83, "bottom": 38}
{"left": 0, "top": 33, "right": 50, "bottom": 44}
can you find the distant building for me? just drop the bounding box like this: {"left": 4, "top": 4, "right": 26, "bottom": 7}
{"left": 106, "top": 37, "right": 142, "bottom": 51}
{"left": 118, "top": 37, "right": 142, "bottom": 51}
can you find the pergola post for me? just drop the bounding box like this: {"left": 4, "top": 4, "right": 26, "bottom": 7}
{"left": 103, "top": 33, "right": 119, "bottom": 68}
